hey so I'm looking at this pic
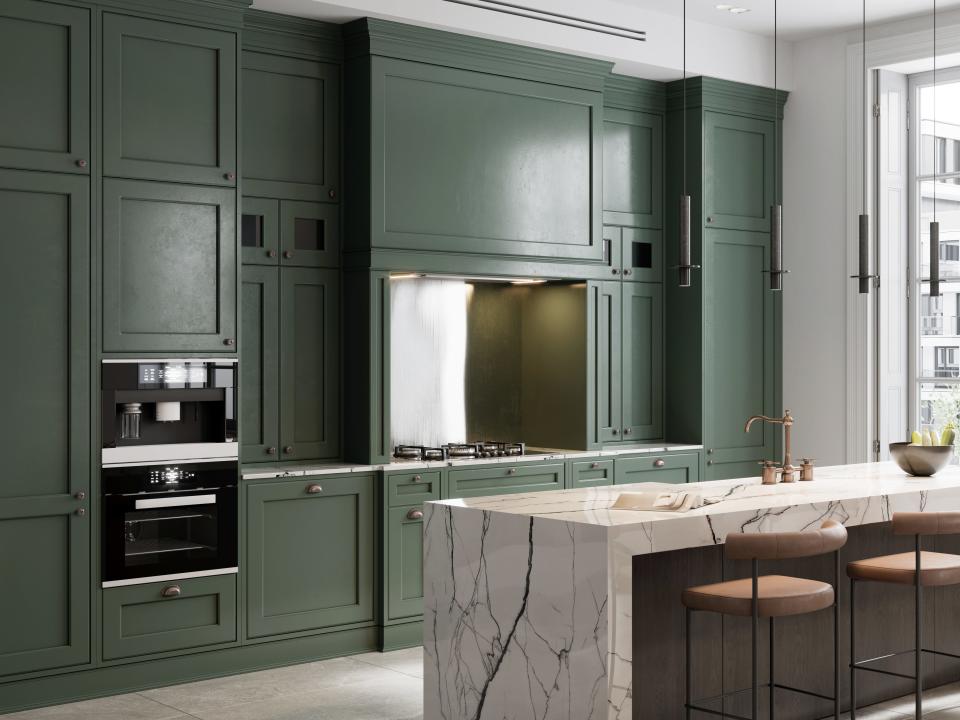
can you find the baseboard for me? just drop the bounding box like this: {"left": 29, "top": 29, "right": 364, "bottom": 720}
{"left": 380, "top": 621, "right": 423, "bottom": 651}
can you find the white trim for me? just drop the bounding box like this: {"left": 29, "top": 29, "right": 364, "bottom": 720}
{"left": 101, "top": 567, "right": 238, "bottom": 589}
{"left": 134, "top": 494, "right": 216, "bottom": 510}
{"left": 102, "top": 442, "right": 238, "bottom": 467}
{"left": 101, "top": 358, "right": 238, "bottom": 364}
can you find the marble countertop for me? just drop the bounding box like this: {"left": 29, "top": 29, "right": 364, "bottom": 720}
{"left": 433, "top": 461, "right": 960, "bottom": 532}
{"left": 240, "top": 442, "right": 702, "bottom": 479}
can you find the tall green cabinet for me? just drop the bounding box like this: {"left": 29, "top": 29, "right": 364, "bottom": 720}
{"left": 665, "top": 78, "right": 785, "bottom": 480}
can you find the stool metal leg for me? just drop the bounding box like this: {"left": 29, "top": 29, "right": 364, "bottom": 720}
{"left": 834, "top": 550, "right": 840, "bottom": 720}
{"left": 752, "top": 559, "right": 759, "bottom": 720}
{"left": 916, "top": 534, "right": 923, "bottom": 720}
{"left": 686, "top": 607, "right": 692, "bottom": 720}
{"left": 850, "top": 578, "right": 857, "bottom": 720}
{"left": 769, "top": 617, "right": 775, "bottom": 720}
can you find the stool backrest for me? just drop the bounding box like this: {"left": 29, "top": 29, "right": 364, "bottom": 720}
{"left": 725, "top": 520, "right": 847, "bottom": 561}
{"left": 892, "top": 512, "right": 960, "bottom": 536}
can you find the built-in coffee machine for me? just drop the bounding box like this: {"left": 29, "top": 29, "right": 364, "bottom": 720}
{"left": 101, "top": 359, "right": 238, "bottom": 466}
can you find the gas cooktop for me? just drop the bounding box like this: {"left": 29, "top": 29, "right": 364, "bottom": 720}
{"left": 393, "top": 441, "right": 526, "bottom": 462}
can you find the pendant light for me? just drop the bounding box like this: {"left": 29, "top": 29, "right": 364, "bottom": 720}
{"left": 851, "top": 0, "right": 876, "bottom": 293}
{"left": 769, "top": 0, "right": 785, "bottom": 291}
{"left": 676, "top": 0, "right": 699, "bottom": 287}
{"left": 931, "top": 0, "right": 941, "bottom": 297}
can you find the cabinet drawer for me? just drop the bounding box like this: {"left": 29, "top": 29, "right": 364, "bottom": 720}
{"left": 446, "top": 463, "right": 564, "bottom": 499}
{"left": 386, "top": 471, "right": 440, "bottom": 507}
{"left": 569, "top": 459, "right": 613, "bottom": 488}
{"left": 102, "top": 574, "right": 237, "bottom": 660}
{"left": 614, "top": 452, "right": 700, "bottom": 486}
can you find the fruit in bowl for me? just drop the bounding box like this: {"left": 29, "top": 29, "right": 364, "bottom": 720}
{"left": 892, "top": 424, "right": 956, "bottom": 476}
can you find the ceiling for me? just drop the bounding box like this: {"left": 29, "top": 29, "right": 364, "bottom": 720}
{"left": 631, "top": 0, "right": 960, "bottom": 41}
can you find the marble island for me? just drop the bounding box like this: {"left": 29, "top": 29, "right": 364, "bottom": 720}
{"left": 423, "top": 463, "right": 960, "bottom": 720}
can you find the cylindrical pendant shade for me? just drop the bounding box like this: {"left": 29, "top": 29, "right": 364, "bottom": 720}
{"left": 770, "top": 204, "right": 783, "bottom": 291}
{"left": 858, "top": 214, "right": 870, "bottom": 294}
{"left": 679, "top": 194, "right": 691, "bottom": 287}
{"left": 931, "top": 220, "right": 941, "bottom": 297}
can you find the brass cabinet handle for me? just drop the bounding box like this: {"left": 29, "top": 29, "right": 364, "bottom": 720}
{"left": 653, "top": 459, "right": 666, "bottom": 468}
{"left": 283, "top": 446, "right": 294, "bottom": 454}
{"left": 412, "top": 474, "right": 422, "bottom": 482}
{"left": 161, "top": 585, "right": 181, "bottom": 598}
{"left": 266, "top": 446, "right": 277, "bottom": 455}
{"left": 74, "top": 490, "right": 86, "bottom": 500}
{"left": 507, "top": 468, "right": 517, "bottom": 475}
{"left": 306, "top": 483, "right": 323, "bottom": 494}
{"left": 407, "top": 509, "right": 424, "bottom": 521}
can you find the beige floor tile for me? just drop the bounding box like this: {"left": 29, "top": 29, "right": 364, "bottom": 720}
{"left": 2, "top": 693, "right": 189, "bottom": 720}
{"left": 874, "top": 681, "right": 960, "bottom": 716}
{"left": 353, "top": 647, "right": 424, "bottom": 679}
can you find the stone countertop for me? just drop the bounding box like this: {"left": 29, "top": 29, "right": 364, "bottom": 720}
{"left": 240, "top": 442, "right": 703, "bottom": 479}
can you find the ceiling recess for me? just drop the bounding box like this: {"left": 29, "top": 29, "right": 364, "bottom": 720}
{"left": 441, "top": 0, "right": 646, "bottom": 41}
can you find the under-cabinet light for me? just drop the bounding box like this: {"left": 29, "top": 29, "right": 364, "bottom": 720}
{"left": 510, "top": 279, "right": 548, "bottom": 285}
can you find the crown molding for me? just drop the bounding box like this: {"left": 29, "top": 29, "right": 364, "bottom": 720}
{"left": 243, "top": 9, "right": 342, "bottom": 61}
{"left": 603, "top": 74, "right": 666, "bottom": 113}
{"left": 66, "top": 0, "right": 251, "bottom": 29}
{"left": 666, "top": 76, "right": 788, "bottom": 119}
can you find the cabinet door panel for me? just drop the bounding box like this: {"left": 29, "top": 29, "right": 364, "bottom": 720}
{"left": 603, "top": 108, "right": 662, "bottom": 229}
{"left": 569, "top": 459, "right": 613, "bottom": 488}
{"left": 241, "top": 267, "right": 279, "bottom": 463}
{"left": 103, "top": 13, "right": 236, "bottom": 185}
{"left": 704, "top": 112, "right": 774, "bottom": 232}
{"left": 621, "top": 228, "right": 662, "bottom": 283}
{"left": 102, "top": 179, "right": 237, "bottom": 353}
{"left": 279, "top": 268, "right": 340, "bottom": 460}
{"left": 0, "top": 0, "right": 89, "bottom": 173}
{"left": 246, "top": 475, "right": 374, "bottom": 638}
{"left": 596, "top": 281, "right": 622, "bottom": 442}
{"left": 387, "top": 506, "right": 425, "bottom": 621}
{"left": 703, "top": 229, "right": 775, "bottom": 480}
{"left": 622, "top": 283, "right": 663, "bottom": 440}
{"left": 279, "top": 200, "right": 339, "bottom": 268}
{"left": 614, "top": 453, "right": 699, "bottom": 485}
{"left": 0, "top": 169, "right": 90, "bottom": 676}
{"left": 241, "top": 196, "right": 279, "bottom": 266}
{"left": 242, "top": 51, "right": 340, "bottom": 201}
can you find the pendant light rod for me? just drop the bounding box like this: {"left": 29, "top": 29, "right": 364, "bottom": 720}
{"left": 676, "top": 0, "right": 698, "bottom": 288}
{"left": 769, "top": 0, "right": 785, "bottom": 291}
{"left": 931, "top": 0, "right": 941, "bottom": 296}
{"left": 851, "top": 0, "right": 877, "bottom": 293}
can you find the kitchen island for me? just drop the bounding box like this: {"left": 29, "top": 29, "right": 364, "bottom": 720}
{"left": 423, "top": 463, "right": 960, "bottom": 720}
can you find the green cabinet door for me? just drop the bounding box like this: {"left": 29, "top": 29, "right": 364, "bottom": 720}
{"left": 703, "top": 112, "right": 774, "bottom": 233}
{"left": 386, "top": 505, "right": 425, "bottom": 621}
{"left": 279, "top": 268, "right": 340, "bottom": 460}
{"left": 242, "top": 51, "right": 340, "bottom": 201}
{"left": 246, "top": 475, "right": 375, "bottom": 639}
{"left": 603, "top": 107, "right": 662, "bottom": 229}
{"left": 279, "top": 200, "right": 340, "bottom": 268}
{"left": 241, "top": 197, "right": 280, "bottom": 266}
{"left": 102, "top": 179, "right": 237, "bottom": 353}
{"left": 621, "top": 228, "right": 663, "bottom": 283}
{"left": 102, "top": 13, "right": 237, "bottom": 185}
{"left": 241, "top": 266, "right": 280, "bottom": 463}
{"left": 622, "top": 283, "right": 663, "bottom": 441}
{"left": 445, "top": 463, "right": 564, "bottom": 499}
{"left": 0, "top": 0, "right": 89, "bottom": 174}
{"left": 0, "top": 169, "right": 90, "bottom": 677}
{"left": 569, "top": 459, "right": 613, "bottom": 488}
{"left": 595, "top": 281, "right": 622, "bottom": 442}
{"left": 703, "top": 228, "right": 775, "bottom": 480}
{"left": 614, "top": 453, "right": 700, "bottom": 485}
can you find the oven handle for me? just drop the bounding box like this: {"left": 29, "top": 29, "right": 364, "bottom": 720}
{"left": 134, "top": 494, "right": 217, "bottom": 510}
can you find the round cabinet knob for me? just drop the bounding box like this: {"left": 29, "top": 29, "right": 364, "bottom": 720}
{"left": 612, "top": 268, "right": 620, "bottom": 275}
{"left": 74, "top": 490, "right": 86, "bottom": 501}
{"left": 283, "top": 250, "right": 293, "bottom": 259}
{"left": 223, "top": 338, "right": 235, "bottom": 347}
{"left": 507, "top": 468, "right": 517, "bottom": 475}
{"left": 707, "top": 449, "right": 715, "bottom": 455}
{"left": 707, "top": 216, "right": 715, "bottom": 223}
{"left": 412, "top": 474, "right": 422, "bottom": 482}
{"left": 612, "top": 428, "right": 619, "bottom": 435}
{"left": 266, "top": 446, "right": 277, "bottom": 455}
{"left": 624, "top": 427, "right": 632, "bottom": 435}
{"left": 283, "top": 446, "right": 294, "bottom": 454}
{"left": 624, "top": 269, "right": 632, "bottom": 276}
{"left": 407, "top": 509, "right": 424, "bottom": 521}
{"left": 707, "top": 460, "right": 715, "bottom": 466}
{"left": 161, "top": 585, "right": 182, "bottom": 598}
{"left": 328, "top": 189, "right": 337, "bottom": 199}
{"left": 306, "top": 483, "right": 323, "bottom": 494}
{"left": 75, "top": 507, "right": 86, "bottom": 517}
{"left": 267, "top": 249, "right": 277, "bottom": 258}
{"left": 653, "top": 459, "right": 666, "bottom": 468}
{"left": 590, "top": 462, "right": 599, "bottom": 469}
{"left": 76, "top": 159, "right": 87, "bottom": 168}
{"left": 224, "top": 171, "right": 236, "bottom": 181}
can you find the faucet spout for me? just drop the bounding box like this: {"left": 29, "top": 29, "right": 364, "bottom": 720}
{"left": 744, "top": 410, "right": 796, "bottom": 476}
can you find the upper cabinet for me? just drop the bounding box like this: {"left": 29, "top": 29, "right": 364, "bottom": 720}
{"left": 344, "top": 19, "right": 612, "bottom": 265}
{"left": 242, "top": 197, "right": 340, "bottom": 267}
{"left": 603, "top": 99, "right": 663, "bottom": 229}
{"left": 0, "top": 0, "right": 89, "bottom": 174}
{"left": 102, "top": 13, "right": 237, "bottom": 186}
{"left": 242, "top": 51, "right": 340, "bottom": 201}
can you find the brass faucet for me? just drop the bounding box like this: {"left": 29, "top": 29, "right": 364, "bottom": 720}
{"left": 745, "top": 410, "right": 795, "bottom": 481}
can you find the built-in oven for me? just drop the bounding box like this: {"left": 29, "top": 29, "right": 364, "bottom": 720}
{"left": 102, "top": 461, "right": 237, "bottom": 587}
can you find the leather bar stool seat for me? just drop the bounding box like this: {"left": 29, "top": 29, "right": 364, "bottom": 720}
{"left": 847, "top": 550, "right": 960, "bottom": 586}
{"left": 683, "top": 574, "right": 834, "bottom": 617}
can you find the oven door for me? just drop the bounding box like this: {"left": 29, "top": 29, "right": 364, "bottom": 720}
{"left": 103, "top": 486, "right": 237, "bottom": 584}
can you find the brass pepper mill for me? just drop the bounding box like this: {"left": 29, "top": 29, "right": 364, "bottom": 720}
{"left": 759, "top": 460, "right": 782, "bottom": 485}
{"left": 799, "top": 458, "right": 815, "bottom": 481}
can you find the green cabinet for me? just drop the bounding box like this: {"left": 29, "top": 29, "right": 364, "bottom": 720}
{"left": 595, "top": 281, "right": 663, "bottom": 443}
{"left": 246, "top": 474, "right": 375, "bottom": 639}
{"left": 102, "top": 575, "right": 237, "bottom": 660}
{"left": 386, "top": 471, "right": 440, "bottom": 507}
{"left": 0, "top": 0, "right": 89, "bottom": 174}
{"left": 602, "top": 226, "right": 663, "bottom": 282}
{"left": 102, "top": 13, "right": 237, "bottom": 185}
{"left": 0, "top": 169, "right": 90, "bottom": 677}
{"left": 386, "top": 505, "right": 426, "bottom": 621}
{"left": 242, "top": 51, "right": 340, "bottom": 201}
{"left": 445, "top": 463, "right": 564, "bottom": 498}
{"left": 603, "top": 107, "right": 662, "bottom": 228}
{"left": 614, "top": 452, "right": 700, "bottom": 485}
{"left": 241, "top": 266, "right": 339, "bottom": 463}
{"left": 241, "top": 197, "right": 340, "bottom": 268}
{"left": 102, "top": 179, "right": 237, "bottom": 353}
{"left": 569, "top": 458, "right": 614, "bottom": 488}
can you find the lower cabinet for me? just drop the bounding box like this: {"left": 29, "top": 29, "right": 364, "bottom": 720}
{"left": 568, "top": 458, "right": 614, "bottom": 488}
{"left": 445, "top": 463, "right": 564, "bottom": 499}
{"left": 102, "top": 575, "right": 237, "bottom": 660}
{"left": 386, "top": 505, "right": 426, "bottom": 621}
{"left": 614, "top": 452, "right": 700, "bottom": 485}
{"left": 246, "top": 474, "right": 374, "bottom": 639}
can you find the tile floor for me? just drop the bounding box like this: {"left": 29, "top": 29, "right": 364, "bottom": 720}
{"left": 8, "top": 648, "right": 960, "bottom": 719}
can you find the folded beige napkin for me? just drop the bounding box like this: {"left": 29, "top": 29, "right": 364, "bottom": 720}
{"left": 611, "top": 491, "right": 712, "bottom": 512}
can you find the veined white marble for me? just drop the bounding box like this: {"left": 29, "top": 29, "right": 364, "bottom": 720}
{"left": 423, "top": 462, "right": 960, "bottom": 720}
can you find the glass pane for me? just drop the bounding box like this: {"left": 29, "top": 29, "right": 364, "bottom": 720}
{"left": 294, "top": 217, "right": 324, "bottom": 251}
{"left": 920, "top": 280, "right": 960, "bottom": 376}
{"left": 918, "top": 83, "right": 960, "bottom": 176}
{"left": 918, "top": 188, "right": 960, "bottom": 281}
{"left": 629, "top": 241, "right": 652, "bottom": 269}
{"left": 123, "top": 505, "right": 219, "bottom": 569}
{"left": 241, "top": 213, "right": 263, "bottom": 248}
{"left": 918, "top": 382, "right": 960, "bottom": 463}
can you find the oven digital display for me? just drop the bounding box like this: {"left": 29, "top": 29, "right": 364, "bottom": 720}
{"left": 138, "top": 363, "right": 208, "bottom": 388}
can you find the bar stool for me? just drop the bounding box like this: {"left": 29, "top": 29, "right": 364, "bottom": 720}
{"left": 682, "top": 520, "right": 847, "bottom": 720}
{"left": 848, "top": 512, "right": 960, "bottom": 719}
